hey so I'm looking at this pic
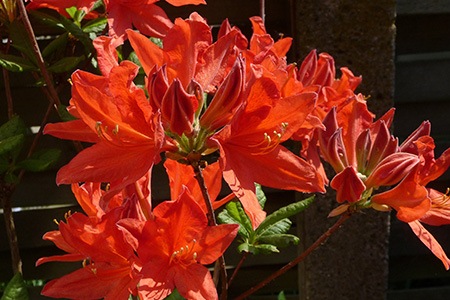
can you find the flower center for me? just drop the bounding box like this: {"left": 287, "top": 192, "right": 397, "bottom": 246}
{"left": 252, "top": 122, "right": 288, "bottom": 155}
{"left": 170, "top": 239, "right": 198, "bottom": 267}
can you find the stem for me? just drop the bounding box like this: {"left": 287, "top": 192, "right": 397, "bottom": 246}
{"left": 1, "top": 181, "right": 22, "bottom": 275}
{"left": 228, "top": 251, "right": 249, "bottom": 287}
{"left": 3, "top": 68, "right": 14, "bottom": 119}
{"left": 259, "top": 0, "right": 265, "bottom": 24}
{"left": 235, "top": 212, "right": 352, "bottom": 300}
{"left": 192, "top": 162, "right": 228, "bottom": 300}
{"left": 16, "top": 0, "right": 61, "bottom": 108}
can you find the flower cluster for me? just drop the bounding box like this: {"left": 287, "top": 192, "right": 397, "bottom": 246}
{"left": 22, "top": 0, "right": 450, "bottom": 299}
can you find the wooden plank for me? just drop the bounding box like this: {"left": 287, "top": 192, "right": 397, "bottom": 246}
{"left": 396, "top": 14, "right": 450, "bottom": 55}
{"left": 395, "top": 53, "right": 450, "bottom": 104}
{"left": 397, "top": 0, "right": 450, "bottom": 15}
{"left": 388, "top": 286, "right": 450, "bottom": 300}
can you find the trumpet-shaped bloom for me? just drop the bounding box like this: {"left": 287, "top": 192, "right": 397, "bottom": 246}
{"left": 44, "top": 61, "right": 165, "bottom": 194}
{"left": 369, "top": 124, "right": 450, "bottom": 269}
{"left": 26, "top": 0, "right": 98, "bottom": 17}
{"left": 127, "top": 13, "right": 242, "bottom": 92}
{"left": 119, "top": 191, "right": 239, "bottom": 300}
{"left": 320, "top": 101, "right": 420, "bottom": 204}
{"left": 37, "top": 206, "right": 142, "bottom": 299}
{"left": 212, "top": 74, "right": 325, "bottom": 227}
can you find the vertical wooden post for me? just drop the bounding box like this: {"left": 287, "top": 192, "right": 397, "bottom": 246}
{"left": 294, "top": 1, "right": 395, "bottom": 299}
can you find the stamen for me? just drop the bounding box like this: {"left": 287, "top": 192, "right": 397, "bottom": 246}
{"left": 112, "top": 124, "right": 119, "bottom": 135}
{"left": 252, "top": 123, "right": 289, "bottom": 155}
{"left": 432, "top": 188, "right": 450, "bottom": 208}
{"left": 170, "top": 239, "right": 198, "bottom": 265}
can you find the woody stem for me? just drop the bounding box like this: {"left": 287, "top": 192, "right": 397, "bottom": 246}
{"left": 235, "top": 212, "right": 352, "bottom": 300}
{"left": 1, "top": 180, "right": 22, "bottom": 275}
{"left": 192, "top": 162, "right": 228, "bottom": 300}
{"left": 16, "top": 0, "right": 61, "bottom": 108}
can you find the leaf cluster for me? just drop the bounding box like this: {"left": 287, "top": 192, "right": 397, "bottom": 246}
{"left": 218, "top": 184, "right": 314, "bottom": 255}
{"left": 0, "top": 116, "right": 61, "bottom": 184}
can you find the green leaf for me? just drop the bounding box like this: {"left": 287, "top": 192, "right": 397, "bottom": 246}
{"left": 257, "top": 218, "right": 292, "bottom": 237}
{"left": 0, "top": 116, "right": 27, "bottom": 140}
{"left": 4, "top": 171, "right": 19, "bottom": 184}
{"left": 164, "top": 289, "right": 185, "bottom": 300}
{"left": 0, "top": 273, "right": 29, "bottom": 300}
{"left": 0, "top": 156, "right": 9, "bottom": 173}
{"left": 8, "top": 20, "right": 37, "bottom": 64}
{"left": 0, "top": 54, "right": 37, "bottom": 72}
{"left": 28, "top": 10, "right": 64, "bottom": 30}
{"left": 255, "top": 183, "right": 267, "bottom": 208}
{"left": 256, "top": 196, "right": 314, "bottom": 235}
{"left": 59, "top": 15, "right": 93, "bottom": 54}
{"left": 218, "top": 200, "right": 252, "bottom": 238}
{"left": 258, "top": 234, "right": 300, "bottom": 249}
{"left": 42, "top": 33, "right": 68, "bottom": 58}
{"left": 0, "top": 135, "right": 24, "bottom": 156}
{"left": 82, "top": 16, "right": 107, "bottom": 33}
{"left": 65, "top": 6, "right": 86, "bottom": 22}
{"left": 16, "top": 148, "right": 61, "bottom": 172}
{"left": 238, "top": 242, "right": 279, "bottom": 255}
{"left": 278, "top": 291, "right": 287, "bottom": 300}
{"left": 47, "top": 56, "right": 85, "bottom": 73}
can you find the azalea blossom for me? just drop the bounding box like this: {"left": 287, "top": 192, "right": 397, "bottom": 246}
{"left": 37, "top": 206, "right": 142, "bottom": 299}
{"left": 364, "top": 124, "right": 450, "bottom": 269}
{"left": 119, "top": 190, "right": 239, "bottom": 300}
{"left": 44, "top": 61, "right": 165, "bottom": 195}
{"left": 212, "top": 72, "right": 325, "bottom": 227}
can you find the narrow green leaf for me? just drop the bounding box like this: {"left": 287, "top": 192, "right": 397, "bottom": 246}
{"left": 28, "top": 10, "right": 64, "bottom": 30}
{"left": 257, "top": 218, "right": 292, "bottom": 237}
{"left": 0, "top": 54, "right": 37, "bottom": 72}
{"left": 256, "top": 196, "right": 314, "bottom": 235}
{"left": 59, "top": 16, "right": 93, "bottom": 54}
{"left": 0, "top": 116, "right": 27, "bottom": 140}
{"left": 73, "top": 9, "right": 87, "bottom": 23}
{"left": 47, "top": 56, "right": 85, "bottom": 73}
{"left": 0, "top": 157, "right": 9, "bottom": 173}
{"left": 258, "top": 234, "right": 300, "bottom": 249}
{"left": 237, "top": 242, "right": 280, "bottom": 255}
{"left": 42, "top": 33, "right": 68, "bottom": 58}
{"left": 9, "top": 20, "right": 37, "bottom": 64}
{"left": 0, "top": 273, "right": 29, "bottom": 300}
{"left": 255, "top": 183, "right": 267, "bottom": 208}
{"left": 16, "top": 148, "right": 61, "bottom": 172}
{"left": 82, "top": 16, "right": 107, "bottom": 33}
{"left": 0, "top": 135, "right": 24, "bottom": 156}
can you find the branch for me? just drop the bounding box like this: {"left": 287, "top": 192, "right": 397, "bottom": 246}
{"left": 16, "top": 0, "right": 61, "bottom": 108}
{"left": 235, "top": 212, "right": 352, "bottom": 299}
{"left": 191, "top": 162, "right": 228, "bottom": 300}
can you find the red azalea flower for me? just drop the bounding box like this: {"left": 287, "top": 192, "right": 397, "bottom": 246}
{"left": 44, "top": 61, "right": 165, "bottom": 193}
{"left": 119, "top": 191, "right": 238, "bottom": 300}
{"left": 26, "top": 0, "right": 98, "bottom": 18}
{"left": 212, "top": 73, "right": 325, "bottom": 227}
{"left": 37, "top": 206, "right": 142, "bottom": 299}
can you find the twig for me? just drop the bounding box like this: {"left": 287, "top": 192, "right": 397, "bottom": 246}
{"left": 16, "top": 0, "right": 61, "bottom": 108}
{"left": 228, "top": 251, "right": 249, "bottom": 287}
{"left": 235, "top": 212, "right": 352, "bottom": 299}
{"left": 1, "top": 181, "right": 22, "bottom": 274}
{"left": 260, "top": 0, "right": 265, "bottom": 24}
{"left": 192, "top": 162, "right": 228, "bottom": 300}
